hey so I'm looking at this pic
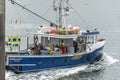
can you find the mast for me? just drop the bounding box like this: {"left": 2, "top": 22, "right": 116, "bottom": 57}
{"left": 57, "top": 0, "right": 70, "bottom": 28}
{"left": 59, "top": 0, "right": 62, "bottom": 27}
{"left": 0, "top": 0, "right": 5, "bottom": 80}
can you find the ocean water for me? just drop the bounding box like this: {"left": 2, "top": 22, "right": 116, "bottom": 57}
{"left": 5, "top": 26, "right": 120, "bottom": 80}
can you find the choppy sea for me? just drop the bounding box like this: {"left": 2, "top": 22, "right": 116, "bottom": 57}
{"left": 5, "top": 25, "right": 120, "bottom": 80}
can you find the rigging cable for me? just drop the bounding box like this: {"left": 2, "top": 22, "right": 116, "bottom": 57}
{"left": 11, "top": 1, "right": 40, "bottom": 37}
{"left": 65, "top": 0, "right": 89, "bottom": 28}
{"left": 12, "top": 3, "right": 35, "bottom": 36}
{"left": 9, "top": 0, "right": 58, "bottom": 27}
{"left": 42, "top": 0, "right": 59, "bottom": 25}
{"left": 43, "top": 0, "right": 58, "bottom": 16}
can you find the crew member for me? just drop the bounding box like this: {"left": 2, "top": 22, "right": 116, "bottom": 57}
{"left": 12, "top": 36, "right": 17, "bottom": 41}
{"left": 50, "top": 44, "right": 54, "bottom": 55}
{"left": 15, "top": 41, "right": 19, "bottom": 46}
{"left": 7, "top": 41, "right": 11, "bottom": 46}
{"left": 17, "top": 35, "right": 21, "bottom": 42}
{"left": 8, "top": 36, "right": 11, "bottom": 42}
{"left": 34, "top": 35, "right": 38, "bottom": 48}
{"left": 60, "top": 40, "right": 65, "bottom": 54}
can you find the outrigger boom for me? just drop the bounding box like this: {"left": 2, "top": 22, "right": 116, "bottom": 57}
{"left": 9, "top": 0, "right": 58, "bottom": 27}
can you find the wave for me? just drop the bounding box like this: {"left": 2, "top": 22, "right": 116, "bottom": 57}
{"left": 102, "top": 53, "right": 119, "bottom": 66}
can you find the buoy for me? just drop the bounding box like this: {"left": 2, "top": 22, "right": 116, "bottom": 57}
{"left": 50, "top": 29, "right": 56, "bottom": 34}
{"left": 73, "top": 27, "right": 80, "bottom": 33}
{"left": 68, "top": 25, "right": 73, "bottom": 30}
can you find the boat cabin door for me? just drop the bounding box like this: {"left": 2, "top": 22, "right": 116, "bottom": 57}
{"left": 77, "top": 36, "right": 87, "bottom": 53}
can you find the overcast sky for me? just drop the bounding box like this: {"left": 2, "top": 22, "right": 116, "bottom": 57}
{"left": 6, "top": 0, "right": 120, "bottom": 32}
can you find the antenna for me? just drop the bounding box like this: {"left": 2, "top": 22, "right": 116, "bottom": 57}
{"left": 53, "top": 0, "right": 71, "bottom": 28}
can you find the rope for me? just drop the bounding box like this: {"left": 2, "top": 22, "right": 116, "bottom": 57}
{"left": 65, "top": 0, "right": 89, "bottom": 28}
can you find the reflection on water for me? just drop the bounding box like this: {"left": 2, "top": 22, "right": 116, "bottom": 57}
{"left": 6, "top": 53, "right": 119, "bottom": 80}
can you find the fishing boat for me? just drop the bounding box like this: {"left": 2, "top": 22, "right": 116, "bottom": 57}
{"left": 6, "top": 0, "right": 105, "bottom": 73}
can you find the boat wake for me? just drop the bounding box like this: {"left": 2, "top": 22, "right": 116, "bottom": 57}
{"left": 5, "top": 53, "right": 119, "bottom": 80}
{"left": 103, "top": 53, "right": 119, "bottom": 66}
{"left": 83, "top": 53, "right": 119, "bottom": 73}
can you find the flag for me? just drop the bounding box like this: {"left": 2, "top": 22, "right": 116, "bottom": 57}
{"left": 10, "top": 19, "right": 12, "bottom": 24}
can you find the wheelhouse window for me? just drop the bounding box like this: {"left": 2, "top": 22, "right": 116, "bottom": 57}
{"left": 87, "top": 35, "right": 96, "bottom": 44}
